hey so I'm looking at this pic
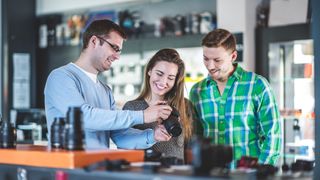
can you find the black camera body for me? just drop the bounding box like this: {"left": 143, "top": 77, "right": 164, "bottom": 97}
{"left": 191, "top": 137, "right": 233, "bottom": 176}
{"left": 163, "top": 107, "right": 182, "bottom": 137}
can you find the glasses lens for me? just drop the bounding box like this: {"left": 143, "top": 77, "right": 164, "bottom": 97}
{"left": 97, "top": 36, "right": 121, "bottom": 53}
{"left": 111, "top": 44, "right": 120, "bottom": 53}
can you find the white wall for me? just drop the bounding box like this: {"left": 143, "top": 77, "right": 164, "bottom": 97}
{"left": 217, "top": 0, "right": 246, "bottom": 32}
{"left": 36, "top": 0, "right": 139, "bottom": 15}
{"left": 36, "top": 0, "right": 216, "bottom": 23}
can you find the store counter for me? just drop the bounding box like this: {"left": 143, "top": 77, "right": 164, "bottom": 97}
{"left": 0, "top": 144, "right": 144, "bottom": 169}
{"left": 0, "top": 145, "right": 313, "bottom": 180}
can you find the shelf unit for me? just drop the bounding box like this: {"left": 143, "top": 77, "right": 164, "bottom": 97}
{"left": 34, "top": 0, "right": 218, "bottom": 108}
{"left": 122, "top": 34, "right": 204, "bottom": 54}
{"left": 35, "top": 33, "right": 206, "bottom": 108}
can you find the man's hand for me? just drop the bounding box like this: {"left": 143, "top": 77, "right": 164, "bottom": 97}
{"left": 154, "top": 124, "right": 171, "bottom": 142}
{"left": 143, "top": 101, "right": 172, "bottom": 124}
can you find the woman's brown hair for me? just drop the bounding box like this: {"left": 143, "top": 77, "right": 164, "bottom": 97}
{"left": 136, "top": 48, "right": 192, "bottom": 140}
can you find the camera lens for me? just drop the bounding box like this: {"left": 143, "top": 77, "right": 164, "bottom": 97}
{"left": 163, "top": 107, "right": 182, "bottom": 137}
{"left": 64, "top": 107, "right": 85, "bottom": 150}
{"left": 51, "top": 117, "right": 65, "bottom": 149}
{"left": 0, "top": 120, "right": 16, "bottom": 149}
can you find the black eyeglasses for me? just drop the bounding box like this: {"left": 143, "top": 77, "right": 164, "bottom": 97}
{"left": 96, "top": 36, "right": 122, "bottom": 54}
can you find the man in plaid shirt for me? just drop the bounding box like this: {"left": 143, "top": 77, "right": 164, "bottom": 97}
{"left": 189, "top": 29, "right": 281, "bottom": 168}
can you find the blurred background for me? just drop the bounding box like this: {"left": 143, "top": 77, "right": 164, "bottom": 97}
{"left": 0, "top": 0, "right": 317, "bottom": 170}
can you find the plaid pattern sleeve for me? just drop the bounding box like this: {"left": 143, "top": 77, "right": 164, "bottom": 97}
{"left": 187, "top": 97, "right": 204, "bottom": 136}
{"left": 189, "top": 65, "right": 281, "bottom": 168}
{"left": 254, "top": 76, "right": 282, "bottom": 165}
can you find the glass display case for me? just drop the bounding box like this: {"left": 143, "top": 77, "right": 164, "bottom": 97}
{"left": 255, "top": 23, "right": 314, "bottom": 169}
{"left": 268, "top": 39, "right": 314, "bottom": 165}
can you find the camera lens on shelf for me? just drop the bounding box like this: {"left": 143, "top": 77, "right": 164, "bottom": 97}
{"left": 191, "top": 137, "right": 233, "bottom": 176}
{"left": 0, "top": 120, "right": 16, "bottom": 149}
{"left": 163, "top": 106, "right": 182, "bottom": 137}
{"left": 51, "top": 117, "right": 65, "bottom": 149}
{"left": 64, "top": 107, "right": 85, "bottom": 150}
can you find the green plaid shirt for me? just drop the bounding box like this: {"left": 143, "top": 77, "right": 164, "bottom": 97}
{"left": 189, "top": 64, "right": 281, "bottom": 168}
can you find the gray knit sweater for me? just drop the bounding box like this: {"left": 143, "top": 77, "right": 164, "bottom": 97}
{"left": 123, "top": 99, "right": 184, "bottom": 160}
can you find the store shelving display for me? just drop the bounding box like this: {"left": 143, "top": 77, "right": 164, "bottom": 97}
{"left": 36, "top": 0, "right": 217, "bottom": 108}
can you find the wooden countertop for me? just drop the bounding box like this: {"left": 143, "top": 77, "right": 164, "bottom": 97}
{"left": 0, "top": 144, "right": 144, "bottom": 169}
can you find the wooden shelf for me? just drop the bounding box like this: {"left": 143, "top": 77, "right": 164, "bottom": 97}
{"left": 0, "top": 144, "right": 144, "bottom": 169}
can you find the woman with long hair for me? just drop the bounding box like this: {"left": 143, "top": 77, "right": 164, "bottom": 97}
{"left": 123, "top": 48, "right": 192, "bottom": 162}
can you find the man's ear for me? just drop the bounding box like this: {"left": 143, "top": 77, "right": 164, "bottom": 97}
{"left": 231, "top": 51, "right": 238, "bottom": 62}
{"left": 90, "top": 36, "right": 99, "bottom": 48}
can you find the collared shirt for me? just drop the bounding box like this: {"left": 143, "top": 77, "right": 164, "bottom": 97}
{"left": 189, "top": 64, "right": 281, "bottom": 168}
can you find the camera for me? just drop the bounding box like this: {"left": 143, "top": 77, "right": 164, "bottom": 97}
{"left": 191, "top": 137, "right": 233, "bottom": 176}
{"left": 163, "top": 106, "right": 182, "bottom": 137}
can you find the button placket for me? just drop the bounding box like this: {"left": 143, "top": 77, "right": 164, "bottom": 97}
{"left": 218, "top": 103, "right": 225, "bottom": 144}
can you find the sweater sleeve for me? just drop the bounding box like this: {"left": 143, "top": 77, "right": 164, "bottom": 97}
{"left": 44, "top": 69, "right": 144, "bottom": 132}
{"left": 110, "top": 128, "right": 156, "bottom": 149}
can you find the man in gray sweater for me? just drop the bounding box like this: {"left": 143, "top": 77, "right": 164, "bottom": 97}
{"left": 44, "top": 19, "right": 172, "bottom": 150}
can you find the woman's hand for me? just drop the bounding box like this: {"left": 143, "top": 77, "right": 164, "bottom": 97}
{"left": 154, "top": 124, "right": 172, "bottom": 142}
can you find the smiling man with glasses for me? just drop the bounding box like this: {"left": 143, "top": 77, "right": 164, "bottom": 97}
{"left": 44, "top": 19, "right": 173, "bottom": 150}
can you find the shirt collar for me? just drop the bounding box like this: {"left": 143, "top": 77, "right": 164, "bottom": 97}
{"left": 205, "top": 63, "right": 244, "bottom": 86}
{"left": 231, "top": 63, "right": 243, "bottom": 80}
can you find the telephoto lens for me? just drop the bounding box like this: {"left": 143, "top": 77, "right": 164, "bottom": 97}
{"left": 0, "top": 120, "right": 16, "bottom": 149}
{"left": 163, "top": 106, "right": 182, "bottom": 137}
{"left": 64, "top": 107, "right": 85, "bottom": 150}
{"left": 50, "top": 117, "right": 65, "bottom": 149}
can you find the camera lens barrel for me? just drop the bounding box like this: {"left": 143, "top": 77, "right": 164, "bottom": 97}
{"left": 50, "top": 117, "right": 65, "bottom": 149}
{"left": 64, "top": 107, "right": 85, "bottom": 150}
{"left": 0, "top": 120, "right": 16, "bottom": 149}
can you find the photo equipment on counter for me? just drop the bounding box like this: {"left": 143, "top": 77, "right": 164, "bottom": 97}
{"left": 0, "top": 119, "right": 16, "bottom": 149}
{"left": 191, "top": 137, "right": 233, "bottom": 176}
{"left": 50, "top": 117, "right": 65, "bottom": 149}
{"left": 64, "top": 107, "right": 85, "bottom": 150}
